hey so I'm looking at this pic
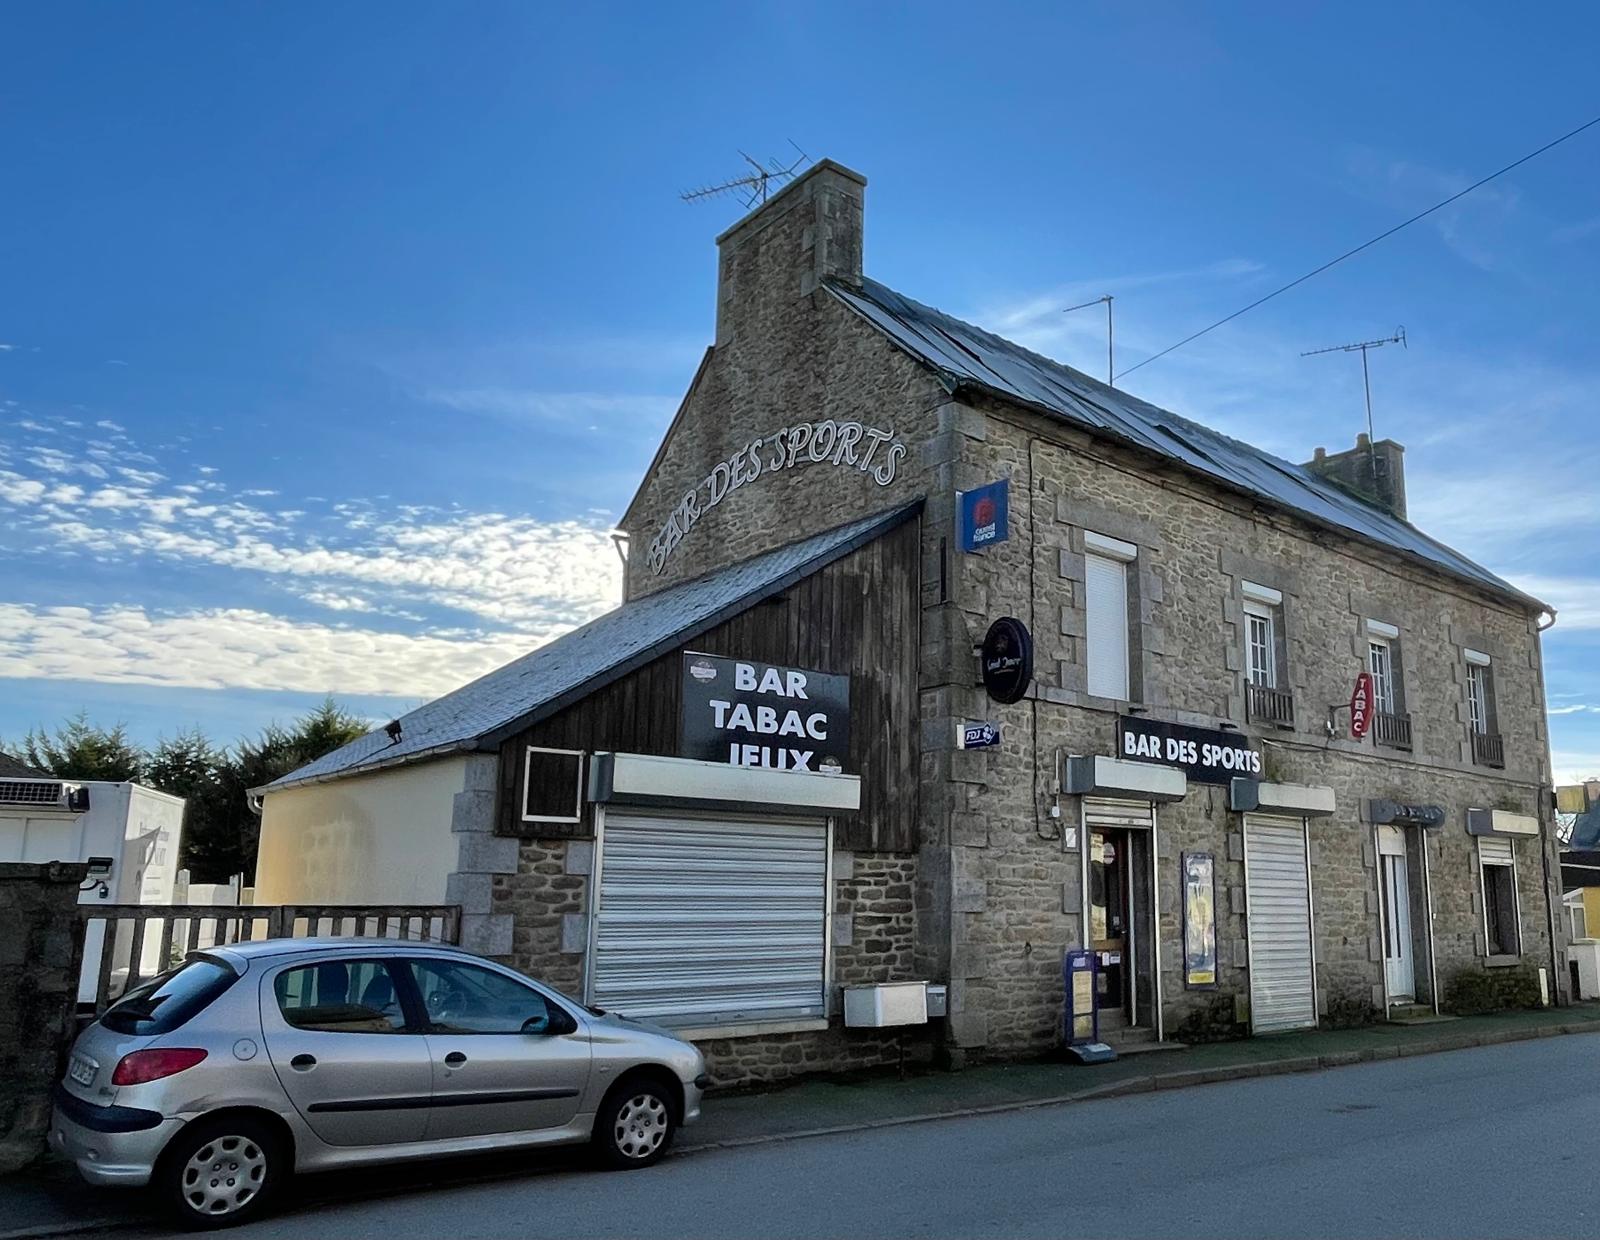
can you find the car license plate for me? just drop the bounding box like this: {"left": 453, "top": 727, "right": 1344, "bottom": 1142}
{"left": 68, "top": 1055, "right": 97, "bottom": 1087}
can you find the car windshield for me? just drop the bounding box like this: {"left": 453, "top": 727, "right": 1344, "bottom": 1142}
{"left": 100, "top": 955, "right": 238, "bottom": 1035}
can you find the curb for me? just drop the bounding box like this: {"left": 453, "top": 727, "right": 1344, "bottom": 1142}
{"left": 676, "top": 1018, "right": 1600, "bottom": 1155}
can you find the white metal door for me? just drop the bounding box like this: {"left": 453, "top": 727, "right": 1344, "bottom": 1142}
{"left": 590, "top": 810, "right": 829, "bottom": 1026}
{"left": 1377, "top": 825, "right": 1414, "bottom": 1001}
{"left": 1244, "top": 815, "right": 1317, "bottom": 1033}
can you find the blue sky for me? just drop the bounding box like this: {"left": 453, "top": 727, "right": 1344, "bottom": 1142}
{"left": 2, "top": 3, "right": 1598, "bottom": 779}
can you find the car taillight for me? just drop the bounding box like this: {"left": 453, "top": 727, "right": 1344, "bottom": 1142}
{"left": 111, "top": 1048, "right": 207, "bottom": 1086}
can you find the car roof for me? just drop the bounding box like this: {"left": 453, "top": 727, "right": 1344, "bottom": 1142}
{"left": 207, "top": 937, "right": 481, "bottom": 968}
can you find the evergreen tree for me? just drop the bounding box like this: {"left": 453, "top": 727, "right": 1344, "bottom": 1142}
{"left": 22, "top": 712, "right": 144, "bottom": 781}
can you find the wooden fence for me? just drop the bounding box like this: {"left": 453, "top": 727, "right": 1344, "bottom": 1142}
{"left": 77, "top": 903, "right": 461, "bottom": 1014}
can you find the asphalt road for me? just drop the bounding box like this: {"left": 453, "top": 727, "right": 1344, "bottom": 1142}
{"left": 75, "top": 1034, "right": 1597, "bottom": 1240}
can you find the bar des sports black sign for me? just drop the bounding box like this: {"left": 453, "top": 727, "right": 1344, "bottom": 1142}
{"left": 1117, "top": 716, "right": 1261, "bottom": 785}
{"left": 679, "top": 653, "right": 851, "bottom": 773}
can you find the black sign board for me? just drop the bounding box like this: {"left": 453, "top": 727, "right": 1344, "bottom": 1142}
{"left": 981, "top": 617, "right": 1033, "bottom": 704}
{"left": 679, "top": 653, "right": 851, "bottom": 773}
{"left": 1117, "top": 716, "right": 1260, "bottom": 786}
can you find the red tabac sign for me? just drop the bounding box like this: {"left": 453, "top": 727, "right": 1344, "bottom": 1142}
{"left": 1350, "top": 671, "right": 1374, "bottom": 739}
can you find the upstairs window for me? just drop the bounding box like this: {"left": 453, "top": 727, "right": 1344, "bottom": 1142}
{"left": 1242, "top": 582, "right": 1292, "bottom": 727}
{"left": 1084, "top": 532, "right": 1136, "bottom": 701}
{"left": 1368, "top": 638, "right": 1395, "bottom": 712}
{"left": 1365, "top": 619, "right": 1411, "bottom": 749}
{"left": 1465, "top": 649, "right": 1503, "bottom": 768}
{"left": 1242, "top": 583, "right": 1281, "bottom": 689}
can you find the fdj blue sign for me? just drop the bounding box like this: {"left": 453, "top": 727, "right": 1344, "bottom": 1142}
{"left": 959, "top": 721, "right": 1001, "bottom": 749}
{"left": 958, "top": 480, "right": 1009, "bottom": 552}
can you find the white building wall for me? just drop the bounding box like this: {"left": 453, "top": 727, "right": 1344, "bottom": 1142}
{"left": 254, "top": 757, "right": 469, "bottom": 905}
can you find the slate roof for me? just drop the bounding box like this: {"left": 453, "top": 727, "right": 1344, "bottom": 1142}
{"left": 828, "top": 277, "right": 1542, "bottom": 610}
{"left": 0, "top": 751, "right": 47, "bottom": 778}
{"left": 266, "top": 503, "right": 922, "bottom": 792}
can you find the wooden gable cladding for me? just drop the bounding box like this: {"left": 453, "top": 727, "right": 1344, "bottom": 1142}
{"left": 494, "top": 516, "right": 921, "bottom": 853}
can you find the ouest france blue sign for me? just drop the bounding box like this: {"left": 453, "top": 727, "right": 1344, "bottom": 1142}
{"left": 958, "top": 480, "right": 1009, "bottom": 552}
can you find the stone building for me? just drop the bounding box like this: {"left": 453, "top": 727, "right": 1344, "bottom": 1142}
{"left": 259, "top": 159, "right": 1564, "bottom": 1081}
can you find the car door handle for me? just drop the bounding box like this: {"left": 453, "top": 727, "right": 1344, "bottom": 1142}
{"left": 290, "top": 1054, "right": 316, "bottom": 1071}
{"left": 444, "top": 1051, "right": 468, "bottom": 1067}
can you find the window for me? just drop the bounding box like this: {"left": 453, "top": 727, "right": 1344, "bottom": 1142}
{"left": 1466, "top": 653, "right": 1493, "bottom": 735}
{"left": 275, "top": 960, "right": 408, "bottom": 1033}
{"left": 101, "top": 956, "right": 237, "bottom": 1035}
{"left": 1242, "top": 583, "right": 1292, "bottom": 726}
{"left": 1369, "top": 640, "right": 1394, "bottom": 713}
{"left": 1084, "top": 532, "right": 1136, "bottom": 700}
{"left": 1479, "top": 836, "right": 1520, "bottom": 957}
{"left": 405, "top": 959, "right": 561, "bottom": 1035}
{"left": 1568, "top": 896, "right": 1588, "bottom": 942}
{"left": 522, "top": 747, "right": 584, "bottom": 824}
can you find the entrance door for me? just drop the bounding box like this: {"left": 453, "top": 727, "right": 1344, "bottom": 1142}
{"left": 1244, "top": 815, "right": 1317, "bottom": 1033}
{"left": 1378, "top": 826, "right": 1415, "bottom": 1001}
{"left": 1088, "top": 828, "right": 1131, "bottom": 1019}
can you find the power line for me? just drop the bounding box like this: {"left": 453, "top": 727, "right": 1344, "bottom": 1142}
{"left": 1115, "top": 111, "right": 1600, "bottom": 381}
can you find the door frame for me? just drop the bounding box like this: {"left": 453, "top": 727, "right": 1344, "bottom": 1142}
{"left": 1241, "top": 813, "right": 1319, "bottom": 1035}
{"left": 1376, "top": 828, "right": 1415, "bottom": 1003}
{"left": 1078, "top": 798, "right": 1163, "bottom": 1042}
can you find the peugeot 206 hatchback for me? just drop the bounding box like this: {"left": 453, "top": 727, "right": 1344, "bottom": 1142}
{"left": 51, "top": 939, "right": 709, "bottom": 1228}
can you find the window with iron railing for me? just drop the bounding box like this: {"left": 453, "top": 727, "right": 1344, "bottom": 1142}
{"left": 1466, "top": 652, "right": 1503, "bottom": 768}
{"left": 1365, "top": 622, "right": 1412, "bottom": 751}
{"left": 1243, "top": 583, "right": 1292, "bottom": 728}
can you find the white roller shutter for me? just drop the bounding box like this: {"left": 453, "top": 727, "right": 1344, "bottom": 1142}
{"left": 1244, "top": 814, "right": 1317, "bottom": 1033}
{"left": 591, "top": 810, "right": 829, "bottom": 1026}
{"left": 1478, "top": 835, "right": 1513, "bottom": 866}
{"left": 1085, "top": 553, "right": 1130, "bottom": 699}
{"left": 1084, "top": 797, "right": 1155, "bottom": 830}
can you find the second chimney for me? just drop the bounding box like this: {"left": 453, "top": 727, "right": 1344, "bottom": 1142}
{"left": 1303, "top": 433, "right": 1408, "bottom": 521}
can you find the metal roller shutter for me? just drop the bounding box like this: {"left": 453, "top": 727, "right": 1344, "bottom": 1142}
{"left": 1084, "top": 797, "right": 1155, "bottom": 830}
{"left": 1478, "top": 835, "right": 1513, "bottom": 866}
{"left": 591, "top": 810, "right": 829, "bottom": 1026}
{"left": 1244, "top": 814, "right": 1318, "bottom": 1033}
{"left": 1085, "top": 554, "right": 1130, "bottom": 699}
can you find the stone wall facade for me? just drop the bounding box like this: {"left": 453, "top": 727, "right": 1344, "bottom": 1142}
{"left": 918, "top": 398, "right": 1560, "bottom": 1057}
{"left": 574, "top": 158, "right": 1559, "bottom": 1080}
{"left": 0, "top": 861, "right": 88, "bottom": 1174}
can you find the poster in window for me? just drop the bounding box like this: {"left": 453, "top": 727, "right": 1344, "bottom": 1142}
{"left": 1182, "top": 852, "right": 1218, "bottom": 989}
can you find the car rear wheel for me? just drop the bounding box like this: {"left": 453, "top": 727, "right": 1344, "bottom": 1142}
{"left": 594, "top": 1074, "right": 676, "bottom": 1169}
{"left": 157, "top": 1115, "right": 283, "bottom": 1229}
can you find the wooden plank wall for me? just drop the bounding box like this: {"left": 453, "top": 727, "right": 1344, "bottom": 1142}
{"left": 495, "top": 517, "right": 921, "bottom": 853}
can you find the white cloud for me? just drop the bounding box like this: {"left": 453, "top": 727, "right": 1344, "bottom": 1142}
{"left": 0, "top": 604, "right": 541, "bottom": 696}
{"left": 1509, "top": 577, "right": 1600, "bottom": 631}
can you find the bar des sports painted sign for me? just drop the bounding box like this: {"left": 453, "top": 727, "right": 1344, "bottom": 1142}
{"left": 679, "top": 653, "right": 851, "bottom": 773}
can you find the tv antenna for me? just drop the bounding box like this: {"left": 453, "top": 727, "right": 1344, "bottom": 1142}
{"left": 682, "top": 144, "right": 811, "bottom": 209}
{"left": 1301, "top": 327, "right": 1407, "bottom": 447}
{"left": 1063, "top": 295, "right": 1115, "bottom": 386}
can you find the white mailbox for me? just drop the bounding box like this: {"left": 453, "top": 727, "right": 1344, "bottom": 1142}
{"left": 843, "top": 981, "right": 929, "bottom": 1028}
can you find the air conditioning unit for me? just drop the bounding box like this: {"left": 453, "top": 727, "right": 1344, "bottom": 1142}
{"left": 0, "top": 779, "right": 86, "bottom": 811}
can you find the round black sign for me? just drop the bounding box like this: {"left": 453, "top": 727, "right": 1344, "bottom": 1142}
{"left": 981, "top": 616, "right": 1033, "bottom": 704}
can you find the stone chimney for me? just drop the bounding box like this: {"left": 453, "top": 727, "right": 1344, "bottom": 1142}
{"left": 1304, "top": 432, "right": 1408, "bottom": 521}
{"left": 713, "top": 159, "right": 866, "bottom": 347}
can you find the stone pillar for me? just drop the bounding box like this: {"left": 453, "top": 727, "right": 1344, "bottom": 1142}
{"left": 446, "top": 755, "right": 518, "bottom": 958}
{"left": 0, "top": 861, "right": 88, "bottom": 1174}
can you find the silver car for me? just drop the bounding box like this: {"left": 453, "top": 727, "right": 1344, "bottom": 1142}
{"left": 51, "top": 939, "right": 708, "bottom": 1227}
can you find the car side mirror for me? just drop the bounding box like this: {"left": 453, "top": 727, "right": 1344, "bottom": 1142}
{"left": 525, "top": 1008, "right": 578, "bottom": 1036}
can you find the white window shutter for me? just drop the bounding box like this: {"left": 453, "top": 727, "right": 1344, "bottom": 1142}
{"left": 1085, "top": 553, "right": 1130, "bottom": 699}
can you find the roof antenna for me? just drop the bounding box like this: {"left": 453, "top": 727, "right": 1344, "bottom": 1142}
{"left": 1063, "top": 295, "right": 1115, "bottom": 386}
{"left": 681, "top": 143, "right": 810, "bottom": 209}
{"left": 1301, "top": 328, "right": 1407, "bottom": 462}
